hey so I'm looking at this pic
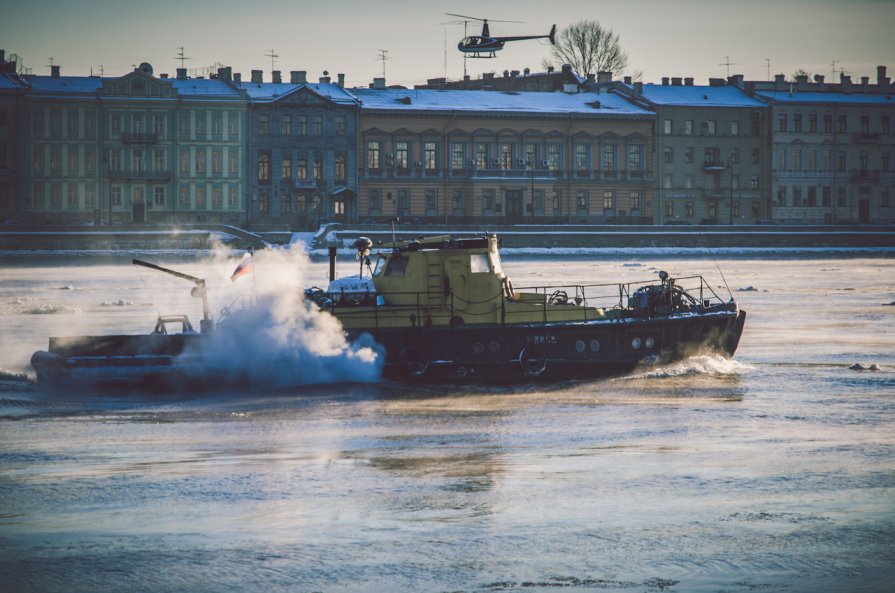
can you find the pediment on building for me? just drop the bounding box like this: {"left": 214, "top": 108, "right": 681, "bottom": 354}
{"left": 99, "top": 68, "right": 174, "bottom": 98}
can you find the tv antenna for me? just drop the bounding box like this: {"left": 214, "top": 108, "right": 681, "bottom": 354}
{"left": 175, "top": 47, "right": 191, "bottom": 68}
{"left": 719, "top": 55, "right": 737, "bottom": 77}
{"left": 265, "top": 49, "right": 279, "bottom": 71}
{"left": 765, "top": 58, "right": 771, "bottom": 80}
{"left": 377, "top": 49, "right": 389, "bottom": 79}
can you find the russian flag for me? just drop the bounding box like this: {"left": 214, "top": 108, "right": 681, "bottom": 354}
{"left": 230, "top": 252, "right": 254, "bottom": 282}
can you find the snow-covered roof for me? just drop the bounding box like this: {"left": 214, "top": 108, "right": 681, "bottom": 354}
{"left": 236, "top": 82, "right": 357, "bottom": 105}
{"left": 26, "top": 75, "right": 104, "bottom": 94}
{"left": 169, "top": 78, "right": 243, "bottom": 98}
{"left": 755, "top": 91, "right": 895, "bottom": 106}
{"left": 349, "top": 88, "right": 650, "bottom": 116}
{"left": 634, "top": 84, "right": 766, "bottom": 108}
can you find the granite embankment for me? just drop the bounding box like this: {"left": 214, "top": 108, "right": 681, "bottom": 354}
{"left": 0, "top": 223, "right": 893, "bottom": 252}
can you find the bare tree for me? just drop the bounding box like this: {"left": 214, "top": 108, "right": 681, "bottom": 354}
{"left": 791, "top": 68, "right": 812, "bottom": 81}
{"left": 545, "top": 20, "right": 629, "bottom": 77}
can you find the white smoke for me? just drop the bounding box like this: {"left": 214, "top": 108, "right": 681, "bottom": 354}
{"left": 184, "top": 242, "right": 384, "bottom": 389}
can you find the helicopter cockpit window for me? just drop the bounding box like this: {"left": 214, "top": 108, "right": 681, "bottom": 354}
{"left": 385, "top": 256, "right": 408, "bottom": 276}
{"left": 470, "top": 253, "right": 491, "bottom": 274}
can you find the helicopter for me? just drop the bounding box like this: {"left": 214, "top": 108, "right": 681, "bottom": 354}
{"left": 446, "top": 13, "right": 556, "bottom": 58}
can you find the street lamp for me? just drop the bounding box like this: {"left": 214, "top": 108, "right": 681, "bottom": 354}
{"left": 528, "top": 159, "right": 535, "bottom": 224}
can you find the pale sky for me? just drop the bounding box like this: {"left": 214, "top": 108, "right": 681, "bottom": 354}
{"left": 4, "top": 0, "right": 894, "bottom": 88}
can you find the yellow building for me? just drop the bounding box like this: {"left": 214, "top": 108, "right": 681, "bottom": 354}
{"left": 353, "top": 88, "right": 655, "bottom": 224}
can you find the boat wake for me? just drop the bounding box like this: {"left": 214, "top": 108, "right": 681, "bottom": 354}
{"left": 622, "top": 354, "right": 752, "bottom": 380}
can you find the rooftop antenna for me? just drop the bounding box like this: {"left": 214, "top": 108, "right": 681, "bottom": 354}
{"left": 46, "top": 56, "right": 55, "bottom": 72}
{"left": 765, "top": 58, "right": 770, "bottom": 81}
{"left": 719, "top": 56, "right": 737, "bottom": 78}
{"left": 265, "top": 49, "right": 279, "bottom": 72}
{"left": 175, "top": 47, "right": 191, "bottom": 68}
{"left": 377, "top": 49, "right": 389, "bottom": 79}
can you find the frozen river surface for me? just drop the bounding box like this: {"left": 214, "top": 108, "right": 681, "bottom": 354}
{"left": 0, "top": 251, "right": 893, "bottom": 593}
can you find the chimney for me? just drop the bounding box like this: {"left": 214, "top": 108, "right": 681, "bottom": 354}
{"left": 290, "top": 70, "right": 306, "bottom": 84}
{"left": 251, "top": 69, "right": 263, "bottom": 83}
{"left": 861, "top": 76, "right": 869, "bottom": 86}
{"left": 547, "top": 66, "right": 554, "bottom": 73}
{"left": 633, "top": 81, "right": 643, "bottom": 96}
{"left": 728, "top": 74, "right": 744, "bottom": 86}
{"left": 160, "top": 73, "right": 169, "bottom": 79}
{"left": 373, "top": 77, "right": 386, "bottom": 89}
{"left": 661, "top": 77, "right": 669, "bottom": 86}
{"left": 483, "top": 72, "right": 495, "bottom": 80}
{"left": 0, "top": 50, "right": 5, "bottom": 63}
{"left": 684, "top": 77, "right": 694, "bottom": 86}
{"left": 503, "top": 70, "right": 510, "bottom": 78}
{"left": 177, "top": 68, "right": 187, "bottom": 80}
{"left": 51, "top": 64, "right": 60, "bottom": 77}
{"left": 319, "top": 75, "right": 331, "bottom": 83}
{"left": 337, "top": 73, "right": 345, "bottom": 88}
{"left": 795, "top": 74, "right": 809, "bottom": 86}
{"left": 709, "top": 78, "right": 725, "bottom": 87}
{"left": 561, "top": 64, "right": 572, "bottom": 75}
{"left": 774, "top": 73, "right": 785, "bottom": 91}
{"left": 745, "top": 81, "right": 756, "bottom": 96}
{"left": 671, "top": 76, "right": 682, "bottom": 86}
{"left": 623, "top": 75, "right": 632, "bottom": 84}
{"left": 272, "top": 70, "right": 282, "bottom": 83}
{"left": 877, "top": 65, "right": 890, "bottom": 86}
{"left": 840, "top": 73, "right": 852, "bottom": 90}
{"left": 814, "top": 74, "right": 825, "bottom": 84}
{"left": 233, "top": 72, "right": 242, "bottom": 83}
{"left": 597, "top": 71, "right": 612, "bottom": 83}
{"left": 510, "top": 69, "right": 520, "bottom": 77}
{"left": 523, "top": 67, "right": 530, "bottom": 76}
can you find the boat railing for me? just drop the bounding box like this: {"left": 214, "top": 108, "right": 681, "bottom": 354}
{"left": 321, "top": 274, "right": 729, "bottom": 329}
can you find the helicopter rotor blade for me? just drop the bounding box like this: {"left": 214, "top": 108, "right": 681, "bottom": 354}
{"left": 444, "top": 13, "right": 522, "bottom": 24}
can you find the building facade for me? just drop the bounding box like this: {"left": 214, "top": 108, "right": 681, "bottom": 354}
{"left": 239, "top": 71, "right": 358, "bottom": 230}
{"left": 0, "top": 52, "right": 26, "bottom": 221}
{"left": 614, "top": 78, "right": 770, "bottom": 225}
{"left": 353, "top": 88, "right": 655, "bottom": 224}
{"left": 755, "top": 69, "right": 895, "bottom": 224}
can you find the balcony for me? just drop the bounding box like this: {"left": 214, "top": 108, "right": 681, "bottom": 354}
{"left": 120, "top": 132, "right": 159, "bottom": 144}
{"left": 293, "top": 179, "right": 318, "bottom": 190}
{"left": 108, "top": 169, "right": 172, "bottom": 181}
{"left": 702, "top": 161, "right": 727, "bottom": 172}
{"left": 853, "top": 133, "right": 880, "bottom": 144}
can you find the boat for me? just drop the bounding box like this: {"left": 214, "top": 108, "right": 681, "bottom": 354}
{"left": 31, "top": 234, "right": 746, "bottom": 390}
{"left": 307, "top": 233, "right": 746, "bottom": 383}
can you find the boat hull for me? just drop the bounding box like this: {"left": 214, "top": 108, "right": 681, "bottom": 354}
{"left": 357, "top": 309, "right": 746, "bottom": 384}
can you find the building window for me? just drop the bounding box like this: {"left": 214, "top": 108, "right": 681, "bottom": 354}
{"left": 663, "top": 147, "right": 673, "bottom": 164}
{"left": 574, "top": 144, "right": 589, "bottom": 174}
{"left": 32, "top": 110, "right": 44, "bottom": 137}
{"left": 67, "top": 109, "right": 79, "bottom": 138}
{"left": 281, "top": 115, "right": 291, "bottom": 135}
{"left": 295, "top": 116, "right": 306, "bottom": 136}
{"left": 601, "top": 145, "right": 616, "bottom": 175}
{"left": 397, "top": 189, "right": 410, "bottom": 216}
{"left": 732, "top": 174, "right": 739, "bottom": 190}
{"left": 706, "top": 120, "right": 716, "bottom": 135}
{"left": 860, "top": 114, "right": 870, "bottom": 134}
{"left": 228, "top": 186, "right": 239, "bottom": 209}
{"left": 110, "top": 149, "right": 121, "bottom": 172}
{"left": 792, "top": 186, "right": 802, "bottom": 207}
{"left": 548, "top": 144, "right": 561, "bottom": 172}
{"left": 67, "top": 185, "right": 78, "bottom": 209}
{"left": 481, "top": 189, "right": 494, "bottom": 213}
{"left": 750, "top": 175, "right": 758, "bottom": 189}
{"left": 195, "top": 148, "right": 205, "bottom": 175}
{"left": 523, "top": 142, "right": 537, "bottom": 165}
{"left": 663, "top": 174, "right": 672, "bottom": 189}
{"left": 195, "top": 113, "right": 206, "bottom": 137}
{"left": 685, "top": 201, "right": 694, "bottom": 217}
{"left": 111, "top": 114, "right": 122, "bottom": 135}
{"left": 663, "top": 119, "right": 672, "bottom": 135}
{"left": 280, "top": 194, "right": 291, "bottom": 214}
{"left": 533, "top": 189, "right": 544, "bottom": 213}
{"left": 258, "top": 114, "right": 269, "bottom": 135}
{"left": 837, "top": 114, "right": 847, "bottom": 133}
{"left": 450, "top": 143, "right": 464, "bottom": 172}
{"left": 837, "top": 186, "right": 846, "bottom": 207}
{"left": 684, "top": 120, "right": 693, "bottom": 135}
{"left": 212, "top": 150, "right": 222, "bottom": 175}
{"left": 451, "top": 189, "right": 464, "bottom": 214}
{"left": 882, "top": 152, "right": 890, "bottom": 172}
{"left": 367, "top": 141, "right": 381, "bottom": 170}
{"left": 425, "top": 189, "right": 438, "bottom": 215}
{"left": 335, "top": 116, "right": 346, "bottom": 136}
{"left": 67, "top": 147, "right": 78, "bottom": 175}
{"left": 602, "top": 191, "right": 614, "bottom": 211}
{"left": 499, "top": 143, "right": 512, "bottom": 169}
{"left": 837, "top": 151, "right": 847, "bottom": 172}
{"left": 730, "top": 121, "right": 739, "bottom": 136}
{"left": 313, "top": 158, "right": 322, "bottom": 180}
{"left": 211, "top": 114, "right": 222, "bottom": 136}
{"left": 809, "top": 113, "right": 818, "bottom": 133}
{"left": 85, "top": 185, "right": 95, "bottom": 207}
{"left": 228, "top": 114, "right": 239, "bottom": 137}
{"left": 474, "top": 143, "right": 489, "bottom": 169}
{"left": 664, "top": 201, "right": 674, "bottom": 217}
{"left": 153, "top": 150, "right": 164, "bottom": 172}
{"left": 630, "top": 191, "right": 640, "bottom": 212}
{"left": 881, "top": 187, "right": 890, "bottom": 208}
{"left": 685, "top": 174, "right": 693, "bottom": 189}
{"left": 730, "top": 148, "right": 739, "bottom": 165}
{"left": 822, "top": 185, "right": 831, "bottom": 207}
{"left": 196, "top": 186, "right": 206, "bottom": 208}
{"left": 576, "top": 190, "right": 588, "bottom": 213}
{"left": 778, "top": 113, "right": 787, "bottom": 132}
{"left": 882, "top": 115, "right": 890, "bottom": 134}
{"left": 751, "top": 148, "right": 760, "bottom": 165}
{"left": 368, "top": 190, "right": 381, "bottom": 215}
{"left": 628, "top": 145, "right": 643, "bottom": 174}
{"left": 153, "top": 115, "right": 165, "bottom": 137}
{"left": 258, "top": 154, "right": 270, "bottom": 181}
{"left": 258, "top": 194, "right": 269, "bottom": 214}
{"left": 335, "top": 155, "right": 346, "bottom": 182}
{"left": 154, "top": 187, "right": 165, "bottom": 208}
{"left": 133, "top": 149, "right": 145, "bottom": 173}
{"left": 179, "top": 115, "right": 191, "bottom": 139}
{"left": 552, "top": 189, "right": 562, "bottom": 213}
{"left": 707, "top": 201, "right": 717, "bottom": 218}
{"left": 179, "top": 186, "right": 189, "bottom": 208}
{"left": 228, "top": 150, "right": 239, "bottom": 176}
{"left": 424, "top": 142, "right": 437, "bottom": 170}
{"left": 111, "top": 186, "right": 122, "bottom": 207}
{"left": 312, "top": 115, "right": 323, "bottom": 136}
{"left": 793, "top": 113, "right": 802, "bottom": 132}
{"left": 396, "top": 141, "right": 409, "bottom": 171}
{"left": 281, "top": 158, "right": 292, "bottom": 179}
{"left": 807, "top": 186, "right": 817, "bottom": 207}
{"left": 297, "top": 159, "right": 307, "bottom": 180}
{"left": 685, "top": 147, "right": 694, "bottom": 164}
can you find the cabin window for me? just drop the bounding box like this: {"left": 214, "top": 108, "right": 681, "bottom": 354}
{"left": 470, "top": 253, "right": 491, "bottom": 274}
{"left": 373, "top": 257, "right": 386, "bottom": 276}
{"left": 385, "top": 257, "right": 408, "bottom": 276}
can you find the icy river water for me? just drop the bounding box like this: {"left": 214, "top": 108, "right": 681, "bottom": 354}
{"left": 1, "top": 249, "right": 893, "bottom": 593}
